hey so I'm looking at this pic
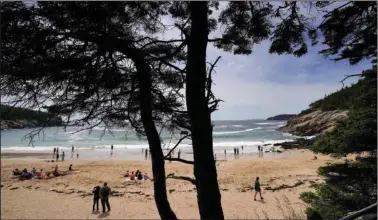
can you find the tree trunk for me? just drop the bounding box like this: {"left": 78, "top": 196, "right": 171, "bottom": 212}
{"left": 134, "top": 57, "right": 178, "bottom": 220}
{"left": 186, "top": 2, "right": 225, "bottom": 219}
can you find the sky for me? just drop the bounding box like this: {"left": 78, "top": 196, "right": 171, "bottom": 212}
{"left": 160, "top": 2, "right": 372, "bottom": 120}
{"left": 5, "top": 2, "right": 373, "bottom": 121}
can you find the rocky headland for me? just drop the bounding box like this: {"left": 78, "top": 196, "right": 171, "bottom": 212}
{"left": 277, "top": 108, "right": 348, "bottom": 136}
{"left": 0, "top": 105, "right": 63, "bottom": 130}
{"left": 266, "top": 114, "right": 296, "bottom": 121}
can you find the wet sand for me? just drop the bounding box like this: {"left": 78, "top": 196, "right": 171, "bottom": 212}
{"left": 1, "top": 149, "right": 341, "bottom": 219}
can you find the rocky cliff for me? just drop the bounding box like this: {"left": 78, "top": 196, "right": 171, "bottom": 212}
{"left": 277, "top": 109, "right": 348, "bottom": 136}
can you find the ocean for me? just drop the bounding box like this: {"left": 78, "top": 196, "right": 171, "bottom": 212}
{"left": 0, "top": 120, "right": 302, "bottom": 159}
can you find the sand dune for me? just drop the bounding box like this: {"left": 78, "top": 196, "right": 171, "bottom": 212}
{"left": 1, "top": 150, "right": 342, "bottom": 219}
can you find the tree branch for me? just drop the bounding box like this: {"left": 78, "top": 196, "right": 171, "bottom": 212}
{"left": 340, "top": 74, "right": 363, "bottom": 88}
{"left": 164, "top": 134, "right": 190, "bottom": 158}
{"left": 165, "top": 157, "right": 194, "bottom": 165}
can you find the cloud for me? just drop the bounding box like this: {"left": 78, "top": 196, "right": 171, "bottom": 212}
{"left": 207, "top": 40, "right": 371, "bottom": 120}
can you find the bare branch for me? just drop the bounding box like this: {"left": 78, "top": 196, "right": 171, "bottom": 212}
{"left": 340, "top": 74, "right": 363, "bottom": 88}
{"left": 164, "top": 134, "right": 190, "bottom": 158}
{"left": 165, "top": 157, "right": 194, "bottom": 165}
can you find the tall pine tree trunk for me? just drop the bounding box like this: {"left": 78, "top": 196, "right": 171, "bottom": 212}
{"left": 134, "top": 57, "right": 178, "bottom": 220}
{"left": 186, "top": 2, "right": 225, "bottom": 219}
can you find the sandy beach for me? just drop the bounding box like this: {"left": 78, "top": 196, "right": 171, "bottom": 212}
{"left": 1, "top": 150, "right": 342, "bottom": 219}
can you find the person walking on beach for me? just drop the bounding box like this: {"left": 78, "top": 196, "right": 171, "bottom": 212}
{"left": 241, "top": 145, "right": 244, "bottom": 151}
{"left": 56, "top": 150, "right": 59, "bottom": 161}
{"left": 61, "top": 151, "right": 65, "bottom": 162}
{"left": 145, "top": 149, "right": 148, "bottom": 160}
{"left": 71, "top": 145, "right": 74, "bottom": 153}
{"left": 53, "top": 148, "right": 56, "bottom": 159}
{"left": 92, "top": 185, "right": 101, "bottom": 212}
{"left": 178, "top": 150, "right": 181, "bottom": 159}
{"left": 100, "top": 182, "right": 111, "bottom": 213}
{"left": 224, "top": 149, "right": 227, "bottom": 160}
{"left": 111, "top": 145, "right": 114, "bottom": 151}
{"left": 254, "top": 177, "right": 263, "bottom": 201}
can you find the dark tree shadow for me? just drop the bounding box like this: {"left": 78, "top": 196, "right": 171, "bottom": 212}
{"left": 166, "top": 173, "right": 196, "bottom": 185}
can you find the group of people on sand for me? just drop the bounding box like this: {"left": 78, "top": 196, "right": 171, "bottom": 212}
{"left": 92, "top": 182, "right": 112, "bottom": 213}
{"left": 124, "top": 169, "right": 150, "bottom": 181}
{"left": 52, "top": 146, "right": 79, "bottom": 162}
{"left": 13, "top": 164, "right": 75, "bottom": 180}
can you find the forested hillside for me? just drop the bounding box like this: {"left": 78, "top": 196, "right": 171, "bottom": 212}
{"left": 0, "top": 104, "right": 63, "bottom": 129}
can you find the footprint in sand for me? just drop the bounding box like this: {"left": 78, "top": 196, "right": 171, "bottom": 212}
{"left": 10, "top": 187, "right": 19, "bottom": 190}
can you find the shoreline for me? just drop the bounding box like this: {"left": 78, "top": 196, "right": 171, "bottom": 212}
{"left": 1, "top": 147, "right": 294, "bottom": 161}
{"left": 1, "top": 149, "right": 338, "bottom": 219}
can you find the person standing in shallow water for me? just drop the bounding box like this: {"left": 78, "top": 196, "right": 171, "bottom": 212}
{"left": 254, "top": 177, "right": 263, "bottom": 201}
{"left": 53, "top": 148, "right": 56, "bottom": 159}
{"left": 61, "top": 151, "right": 65, "bottom": 162}
{"left": 100, "top": 182, "right": 111, "bottom": 213}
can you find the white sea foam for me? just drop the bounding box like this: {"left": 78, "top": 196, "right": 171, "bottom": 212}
{"left": 213, "top": 127, "right": 262, "bottom": 135}
{"left": 255, "top": 122, "right": 286, "bottom": 125}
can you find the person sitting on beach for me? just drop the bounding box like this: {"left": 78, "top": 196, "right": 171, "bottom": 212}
{"left": 124, "top": 171, "right": 129, "bottom": 177}
{"left": 135, "top": 170, "right": 140, "bottom": 176}
{"left": 32, "top": 167, "right": 37, "bottom": 175}
{"left": 69, "top": 164, "right": 73, "bottom": 171}
{"left": 53, "top": 165, "right": 60, "bottom": 176}
{"left": 254, "top": 177, "right": 263, "bottom": 201}
{"left": 13, "top": 168, "right": 22, "bottom": 176}
{"left": 129, "top": 171, "right": 135, "bottom": 180}
{"left": 143, "top": 173, "right": 149, "bottom": 181}
{"left": 137, "top": 171, "right": 143, "bottom": 180}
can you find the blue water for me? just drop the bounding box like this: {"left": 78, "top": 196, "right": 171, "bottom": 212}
{"left": 1, "top": 120, "right": 298, "bottom": 153}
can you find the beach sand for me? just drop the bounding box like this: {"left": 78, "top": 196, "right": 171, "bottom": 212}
{"left": 1, "top": 150, "right": 342, "bottom": 219}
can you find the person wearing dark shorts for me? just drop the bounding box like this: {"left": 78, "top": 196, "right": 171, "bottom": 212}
{"left": 254, "top": 177, "right": 263, "bottom": 201}
{"left": 100, "top": 182, "right": 111, "bottom": 213}
{"left": 92, "top": 185, "right": 101, "bottom": 212}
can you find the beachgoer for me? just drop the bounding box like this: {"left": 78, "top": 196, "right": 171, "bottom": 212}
{"left": 13, "top": 168, "right": 22, "bottom": 176}
{"left": 69, "top": 164, "right": 73, "bottom": 171}
{"left": 40, "top": 169, "right": 45, "bottom": 179}
{"left": 143, "top": 173, "right": 149, "bottom": 181}
{"left": 72, "top": 145, "right": 74, "bottom": 153}
{"left": 53, "top": 165, "right": 59, "bottom": 176}
{"left": 241, "top": 145, "right": 244, "bottom": 151}
{"left": 224, "top": 149, "right": 227, "bottom": 160}
{"left": 76, "top": 153, "right": 79, "bottom": 159}
{"left": 61, "top": 152, "right": 65, "bottom": 162}
{"left": 144, "top": 149, "right": 148, "bottom": 160}
{"left": 56, "top": 152, "right": 59, "bottom": 161}
{"left": 32, "top": 167, "right": 37, "bottom": 175}
{"left": 137, "top": 172, "right": 143, "bottom": 180}
{"left": 234, "top": 148, "right": 237, "bottom": 155}
{"left": 92, "top": 185, "right": 101, "bottom": 212}
{"left": 111, "top": 145, "right": 114, "bottom": 151}
{"left": 100, "top": 182, "right": 111, "bottom": 213}
{"left": 135, "top": 170, "right": 140, "bottom": 176}
{"left": 237, "top": 148, "right": 239, "bottom": 155}
{"left": 130, "top": 171, "right": 135, "bottom": 180}
{"left": 258, "top": 145, "right": 261, "bottom": 152}
{"left": 254, "top": 177, "right": 263, "bottom": 201}
{"left": 53, "top": 148, "right": 56, "bottom": 158}
{"left": 124, "top": 171, "right": 129, "bottom": 177}
{"left": 178, "top": 150, "right": 181, "bottom": 159}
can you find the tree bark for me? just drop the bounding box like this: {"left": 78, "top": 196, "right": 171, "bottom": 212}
{"left": 134, "top": 56, "right": 178, "bottom": 220}
{"left": 186, "top": 2, "right": 225, "bottom": 219}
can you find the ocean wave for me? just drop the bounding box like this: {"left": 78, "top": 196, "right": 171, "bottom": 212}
{"left": 1, "top": 138, "right": 296, "bottom": 152}
{"left": 216, "top": 124, "right": 246, "bottom": 128}
{"left": 255, "top": 122, "right": 286, "bottom": 125}
{"left": 213, "top": 127, "right": 262, "bottom": 135}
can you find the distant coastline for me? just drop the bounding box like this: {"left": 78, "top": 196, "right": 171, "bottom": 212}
{"left": 266, "top": 114, "right": 296, "bottom": 121}
{"left": 0, "top": 104, "right": 63, "bottom": 130}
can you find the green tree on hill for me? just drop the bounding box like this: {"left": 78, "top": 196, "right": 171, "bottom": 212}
{"left": 299, "top": 1, "right": 377, "bottom": 220}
